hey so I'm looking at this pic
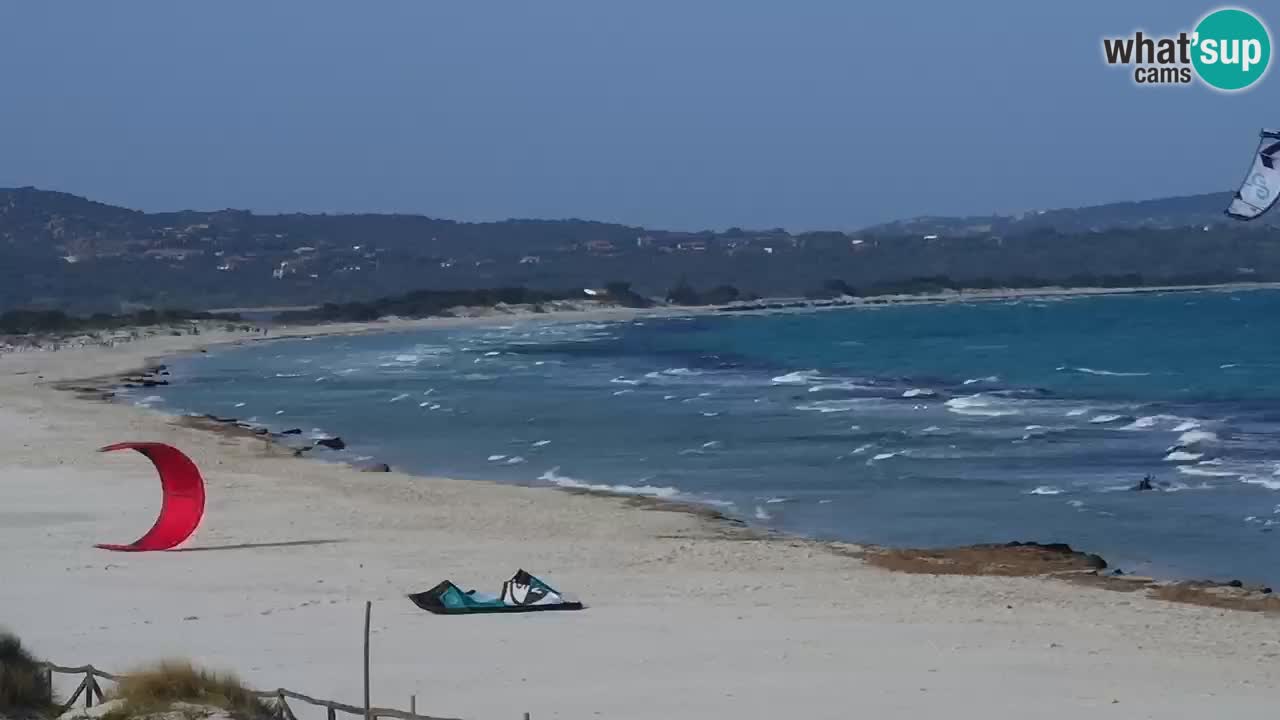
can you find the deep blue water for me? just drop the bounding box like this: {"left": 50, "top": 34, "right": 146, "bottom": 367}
{"left": 139, "top": 290, "right": 1280, "bottom": 584}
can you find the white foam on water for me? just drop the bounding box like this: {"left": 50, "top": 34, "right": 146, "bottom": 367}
{"left": 610, "top": 377, "right": 641, "bottom": 385}
{"left": 870, "top": 451, "right": 902, "bottom": 462}
{"left": 1028, "top": 486, "right": 1062, "bottom": 495}
{"left": 483, "top": 351, "right": 501, "bottom": 357}
{"left": 487, "top": 455, "right": 507, "bottom": 462}
{"left": 761, "top": 497, "right": 789, "bottom": 504}
{"left": 1071, "top": 367, "right": 1151, "bottom": 377}
{"left": 389, "top": 393, "right": 410, "bottom": 403}
{"left": 921, "top": 425, "right": 941, "bottom": 433}
{"left": 1065, "top": 407, "right": 1089, "bottom": 417}
{"left": 419, "top": 402, "right": 430, "bottom": 407}
{"left": 234, "top": 402, "right": 246, "bottom": 408}
{"left": 702, "top": 440, "right": 723, "bottom": 449}
{"left": 1067, "top": 500, "right": 1085, "bottom": 508}
{"left": 1220, "top": 363, "right": 1238, "bottom": 369}
{"left": 1164, "top": 450, "right": 1204, "bottom": 462}
{"left": 1178, "top": 430, "right": 1219, "bottom": 445}
{"left": 505, "top": 456, "right": 527, "bottom": 465}
{"left": 532, "top": 440, "right": 551, "bottom": 447}
{"left": 1121, "top": 414, "right": 1200, "bottom": 432}
{"left": 808, "top": 382, "right": 877, "bottom": 393}
{"left": 612, "top": 389, "right": 633, "bottom": 396}
{"left": 134, "top": 395, "right": 164, "bottom": 406}
{"left": 275, "top": 410, "right": 285, "bottom": 415}
{"left": 538, "top": 467, "right": 681, "bottom": 499}
{"left": 795, "top": 399, "right": 871, "bottom": 414}
{"left": 754, "top": 506, "right": 773, "bottom": 520}
{"left": 1176, "top": 465, "right": 1237, "bottom": 478}
{"left": 902, "top": 388, "right": 936, "bottom": 398}
{"left": 851, "top": 443, "right": 875, "bottom": 455}
{"left": 393, "top": 354, "right": 420, "bottom": 363}
{"left": 1089, "top": 414, "right": 1126, "bottom": 424}
{"left": 945, "top": 394, "right": 1019, "bottom": 417}
{"left": 701, "top": 412, "right": 721, "bottom": 417}
{"left": 772, "top": 370, "right": 825, "bottom": 385}
{"left": 663, "top": 395, "right": 677, "bottom": 400}
{"left": 963, "top": 375, "right": 999, "bottom": 385}
{"left": 273, "top": 373, "right": 304, "bottom": 378}
{"left": 818, "top": 499, "right": 834, "bottom": 504}
{"left": 1242, "top": 476, "right": 1280, "bottom": 491}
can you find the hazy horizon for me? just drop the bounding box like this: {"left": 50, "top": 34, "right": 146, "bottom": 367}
{"left": 1, "top": 1, "right": 1272, "bottom": 231}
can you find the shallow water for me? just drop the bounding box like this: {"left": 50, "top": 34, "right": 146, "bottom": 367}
{"left": 143, "top": 290, "right": 1280, "bottom": 584}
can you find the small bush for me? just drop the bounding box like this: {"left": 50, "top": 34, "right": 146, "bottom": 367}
{"left": 0, "top": 630, "right": 53, "bottom": 712}
{"left": 108, "top": 660, "right": 271, "bottom": 720}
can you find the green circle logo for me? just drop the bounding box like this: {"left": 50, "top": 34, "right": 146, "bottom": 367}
{"left": 1192, "top": 8, "right": 1271, "bottom": 91}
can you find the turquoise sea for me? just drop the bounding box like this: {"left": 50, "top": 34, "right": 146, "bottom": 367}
{"left": 140, "top": 290, "right": 1280, "bottom": 584}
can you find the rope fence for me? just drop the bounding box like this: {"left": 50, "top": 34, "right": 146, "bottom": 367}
{"left": 38, "top": 663, "right": 462, "bottom": 720}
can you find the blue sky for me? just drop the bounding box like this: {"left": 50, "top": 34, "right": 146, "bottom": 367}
{"left": 0, "top": 1, "right": 1272, "bottom": 230}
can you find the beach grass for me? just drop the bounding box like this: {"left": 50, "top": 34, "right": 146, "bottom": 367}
{"left": 0, "top": 630, "right": 54, "bottom": 714}
{"left": 105, "top": 660, "right": 272, "bottom": 720}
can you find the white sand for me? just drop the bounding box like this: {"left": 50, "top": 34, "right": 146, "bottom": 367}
{"left": 3, "top": 317, "right": 1280, "bottom": 720}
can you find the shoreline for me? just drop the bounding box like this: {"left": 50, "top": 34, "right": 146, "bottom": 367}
{"left": 7, "top": 292, "right": 1280, "bottom": 719}
{"left": 54, "top": 306, "right": 1280, "bottom": 614}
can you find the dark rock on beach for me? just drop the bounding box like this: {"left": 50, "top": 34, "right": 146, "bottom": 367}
{"left": 865, "top": 540, "right": 1107, "bottom": 576}
{"left": 315, "top": 437, "right": 346, "bottom": 450}
{"left": 360, "top": 463, "right": 392, "bottom": 472}
{"left": 280, "top": 428, "right": 303, "bottom": 435}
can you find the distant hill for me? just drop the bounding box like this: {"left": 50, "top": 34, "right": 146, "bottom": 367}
{"left": 1, "top": 187, "right": 1278, "bottom": 313}
{"left": 857, "top": 192, "right": 1266, "bottom": 238}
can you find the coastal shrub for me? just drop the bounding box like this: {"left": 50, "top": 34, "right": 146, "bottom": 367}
{"left": 0, "top": 630, "right": 53, "bottom": 713}
{"left": 107, "top": 660, "right": 272, "bottom": 720}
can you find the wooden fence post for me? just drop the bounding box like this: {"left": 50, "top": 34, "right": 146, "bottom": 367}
{"left": 363, "top": 601, "right": 372, "bottom": 720}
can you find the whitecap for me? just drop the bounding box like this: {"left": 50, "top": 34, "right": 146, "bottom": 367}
{"left": 701, "top": 411, "right": 721, "bottom": 417}
{"left": 234, "top": 402, "right": 246, "bottom": 408}
{"left": 532, "top": 440, "right": 552, "bottom": 447}
{"left": 1164, "top": 450, "right": 1204, "bottom": 462}
{"left": 1071, "top": 367, "right": 1151, "bottom": 377}
{"left": 419, "top": 402, "right": 430, "bottom": 407}
{"left": 1178, "top": 430, "right": 1219, "bottom": 445}
{"left": 795, "top": 400, "right": 869, "bottom": 414}
{"left": 1067, "top": 500, "right": 1085, "bottom": 508}
{"left": 273, "top": 372, "right": 304, "bottom": 378}
{"left": 612, "top": 389, "right": 633, "bottom": 396}
{"left": 902, "top": 388, "right": 936, "bottom": 398}
{"left": 945, "top": 394, "right": 1019, "bottom": 417}
{"left": 610, "top": 377, "right": 641, "bottom": 385}
{"left": 663, "top": 395, "right": 677, "bottom": 400}
{"left": 134, "top": 395, "right": 164, "bottom": 406}
{"left": 772, "top": 370, "right": 824, "bottom": 385}
{"left": 505, "top": 456, "right": 527, "bottom": 465}
{"left": 389, "top": 393, "right": 410, "bottom": 403}
{"left": 870, "top": 451, "right": 901, "bottom": 461}
{"left": 1176, "top": 465, "right": 1237, "bottom": 478}
{"left": 487, "top": 455, "right": 507, "bottom": 462}
{"left": 754, "top": 506, "right": 773, "bottom": 520}
{"left": 701, "top": 440, "right": 723, "bottom": 449}
{"left": 1171, "top": 420, "right": 1200, "bottom": 432}
{"left": 483, "top": 351, "right": 501, "bottom": 357}
{"left": 1065, "top": 407, "right": 1089, "bottom": 417}
{"left": 851, "top": 443, "right": 875, "bottom": 455}
{"left": 275, "top": 410, "right": 284, "bottom": 415}
{"left": 1242, "top": 476, "right": 1280, "bottom": 491}
{"left": 1028, "top": 486, "right": 1062, "bottom": 495}
{"left": 1089, "top": 414, "right": 1126, "bottom": 424}
{"left": 393, "top": 354, "right": 420, "bottom": 363}
{"left": 921, "top": 425, "right": 941, "bottom": 433}
{"left": 963, "top": 375, "right": 999, "bottom": 385}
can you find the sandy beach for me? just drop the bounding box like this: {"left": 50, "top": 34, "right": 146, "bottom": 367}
{"left": 4, "top": 310, "right": 1280, "bottom": 720}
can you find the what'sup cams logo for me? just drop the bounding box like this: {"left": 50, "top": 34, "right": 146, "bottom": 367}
{"left": 1102, "top": 7, "right": 1271, "bottom": 91}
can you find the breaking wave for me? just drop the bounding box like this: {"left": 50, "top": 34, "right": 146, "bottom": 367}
{"left": 538, "top": 467, "right": 681, "bottom": 498}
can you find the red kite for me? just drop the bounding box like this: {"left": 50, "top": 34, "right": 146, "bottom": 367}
{"left": 96, "top": 442, "right": 206, "bottom": 551}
